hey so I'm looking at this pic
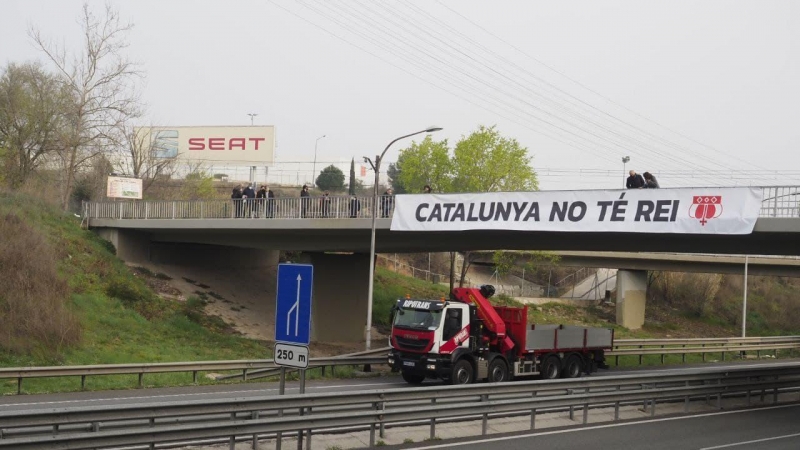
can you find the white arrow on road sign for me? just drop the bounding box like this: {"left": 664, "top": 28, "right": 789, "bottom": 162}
{"left": 286, "top": 274, "right": 301, "bottom": 337}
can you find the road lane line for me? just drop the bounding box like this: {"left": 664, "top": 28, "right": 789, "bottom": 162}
{"left": 699, "top": 432, "right": 800, "bottom": 449}
{"left": 407, "top": 404, "right": 800, "bottom": 449}
{"left": 0, "top": 381, "right": 406, "bottom": 408}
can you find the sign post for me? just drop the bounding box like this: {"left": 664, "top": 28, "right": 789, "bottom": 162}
{"left": 274, "top": 263, "right": 313, "bottom": 450}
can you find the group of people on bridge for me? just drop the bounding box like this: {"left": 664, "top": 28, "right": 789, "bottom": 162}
{"left": 230, "top": 183, "right": 396, "bottom": 219}
{"left": 626, "top": 170, "right": 660, "bottom": 189}
{"left": 231, "top": 184, "right": 275, "bottom": 218}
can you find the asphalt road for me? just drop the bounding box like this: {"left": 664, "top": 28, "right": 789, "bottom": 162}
{"left": 406, "top": 404, "right": 800, "bottom": 450}
{"left": 1, "top": 358, "right": 797, "bottom": 413}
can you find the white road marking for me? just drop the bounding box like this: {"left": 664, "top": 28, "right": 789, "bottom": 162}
{"left": 408, "top": 404, "right": 800, "bottom": 449}
{"left": 0, "top": 381, "right": 404, "bottom": 408}
{"left": 699, "top": 432, "right": 800, "bottom": 449}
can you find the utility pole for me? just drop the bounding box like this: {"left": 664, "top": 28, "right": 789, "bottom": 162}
{"left": 312, "top": 135, "right": 326, "bottom": 187}
{"left": 247, "top": 114, "right": 259, "bottom": 190}
{"left": 742, "top": 255, "right": 749, "bottom": 337}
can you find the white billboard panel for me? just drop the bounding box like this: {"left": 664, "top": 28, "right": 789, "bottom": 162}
{"left": 107, "top": 176, "right": 143, "bottom": 199}
{"left": 137, "top": 126, "right": 275, "bottom": 165}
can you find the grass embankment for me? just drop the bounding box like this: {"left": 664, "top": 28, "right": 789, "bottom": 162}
{"left": 0, "top": 193, "right": 267, "bottom": 394}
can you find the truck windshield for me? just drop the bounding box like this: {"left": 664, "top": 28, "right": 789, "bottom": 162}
{"left": 393, "top": 309, "right": 442, "bottom": 331}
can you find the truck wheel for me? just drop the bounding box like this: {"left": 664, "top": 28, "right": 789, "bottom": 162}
{"left": 562, "top": 355, "right": 583, "bottom": 379}
{"left": 450, "top": 359, "right": 474, "bottom": 385}
{"left": 541, "top": 355, "right": 561, "bottom": 380}
{"left": 488, "top": 358, "right": 509, "bottom": 383}
{"left": 401, "top": 371, "right": 426, "bottom": 385}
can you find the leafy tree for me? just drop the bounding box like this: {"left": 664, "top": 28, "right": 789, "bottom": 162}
{"left": 395, "top": 135, "right": 452, "bottom": 193}
{"left": 315, "top": 164, "right": 345, "bottom": 191}
{"left": 386, "top": 162, "right": 406, "bottom": 194}
{"left": 452, "top": 125, "right": 538, "bottom": 192}
{"left": 396, "top": 125, "right": 540, "bottom": 287}
{"left": 348, "top": 158, "right": 356, "bottom": 195}
{"left": 181, "top": 171, "right": 215, "bottom": 200}
{"left": 0, "top": 62, "right": 66, "bottom": 188}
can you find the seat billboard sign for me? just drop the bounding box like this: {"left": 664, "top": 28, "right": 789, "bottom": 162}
{"left": 135, "top": 126, "right": 275, "bottom": 165}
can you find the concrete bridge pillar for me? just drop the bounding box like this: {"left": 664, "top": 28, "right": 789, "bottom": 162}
{"left": 615, "top": 269, "right": 648, "bottom": 330}
{"left": 95, "top": 228, "right": 151, "bottom": 264}
{"left": 301, "top": 253, "right": 370, "bottom": 343}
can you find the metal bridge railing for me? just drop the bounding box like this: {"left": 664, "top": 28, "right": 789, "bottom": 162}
{"left": 83, "top": 195, "right": 394, "bottom": 220}
{"left": 760, "top": 185, "right": 800, "bottom": 217}
{"left": 82, "top": 187, "right": 800, "bottom": 221}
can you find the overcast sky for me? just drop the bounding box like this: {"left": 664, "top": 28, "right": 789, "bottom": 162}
{"left": 1, "top": 0, "right": 798, "bottom": 189}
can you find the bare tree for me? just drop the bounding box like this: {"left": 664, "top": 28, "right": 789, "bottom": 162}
{"left": 115, "top": 126, "right": 175, "bottom": 194}
{"left": 0, "top": 62, "right": 66, "bottom": 188}
{"left": 30, "top": 3, "right": 142, "bottom": 209}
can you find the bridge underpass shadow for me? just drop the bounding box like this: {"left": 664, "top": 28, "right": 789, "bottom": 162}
{"left": 136, "top": 242, "right": 374, "bottom": 348}
{"left": 148, "top": 242, "right": 279, "bottom": 341}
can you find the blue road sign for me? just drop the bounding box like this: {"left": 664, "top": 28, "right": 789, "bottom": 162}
{"left": 275, "top": 263, "right": 313, "bottom": 346}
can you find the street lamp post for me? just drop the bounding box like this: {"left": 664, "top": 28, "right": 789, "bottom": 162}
{"left": 312, "top": 135, "right": 326, "bottom": 186}
{"left": 621, "top": 156, "right": 630, "bottom": 188}
{"left": 247, "top": 114, "right": 259, "bottom": 187}
{"left": 363, "top": 126, "right": 442, "bottom": 349}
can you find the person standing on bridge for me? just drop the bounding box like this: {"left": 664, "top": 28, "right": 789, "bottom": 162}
{"left": 256, "top": 185, "right": 267, "bottom": 217}
{"left": 242, "top": 183, "right": 256, "bottom": 218}
{"left": 349, "top": 194, "right": 361, "bottom": 218}
{"left": 266, "top": 186, "right": 275, "bottom": 218}
{"left": 643, "top": 172, "right": 660, "bottom": 188}
{"left": 231, "top": 184, "right": 244, "bottom": 218}
{"left": 300, "top": 184, "right": 310, "bottom": 218}
{"left": 626, "top": 170, "right": 645, "bottom": 189}
{"left": 320, "top": 190, "right": 332, "bottom": 218}
{"left": 380, "top": 188, "right": 394, "bottom": 218}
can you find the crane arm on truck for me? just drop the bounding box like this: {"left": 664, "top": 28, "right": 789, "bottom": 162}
{"left": 451, "top": 286, "right": 516, "bottom": 354}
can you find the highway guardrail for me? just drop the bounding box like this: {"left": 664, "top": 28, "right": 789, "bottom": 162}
{"left": 0, "top": 347, "right": 389, "bottom": 395}
{"left": 2, "top": 363, "right": 800, "bottom": 449}
{"left": 2, "top": 337, "right": 799, "bottom": 395}
{"left": 611, "top": 335, "right": 800, "bottom": 365}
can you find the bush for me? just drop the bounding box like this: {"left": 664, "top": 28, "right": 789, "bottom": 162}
{"left": 650, "top": 272, "right": 722, "bottom": 317}
{"left": 315, "top": 165, "right": 345, "bottom": 192}
{"left": 0, "top": 212, "right": 81, "bottom": 355}
{"left": 105, "top": 275, "right": 154, "bottom": 305}
{"left": 105, "top": 275, "right": 175, "bottom": 321}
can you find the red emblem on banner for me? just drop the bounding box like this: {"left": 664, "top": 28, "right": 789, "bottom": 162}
{"left": 689, "top": 196, "right": 723, "bottom": 226}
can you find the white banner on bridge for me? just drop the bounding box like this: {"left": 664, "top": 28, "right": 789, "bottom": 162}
{"left": 390, "top": 188, "right": 763, "bottom": 235}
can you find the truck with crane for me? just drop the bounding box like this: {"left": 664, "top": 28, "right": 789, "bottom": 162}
{"left": 388, "top": 285, "right": 613, "bottom": 385}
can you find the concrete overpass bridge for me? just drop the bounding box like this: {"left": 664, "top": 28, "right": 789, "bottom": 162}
{"left": 84, "top": 186, "right": 800, "bottom": 340}
{"left": 472, "top": 251, "right": 800, "bottom": 277}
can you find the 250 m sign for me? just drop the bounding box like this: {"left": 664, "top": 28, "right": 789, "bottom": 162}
{"left": 274, "top": 342, "right": 309, "bottom": 369}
